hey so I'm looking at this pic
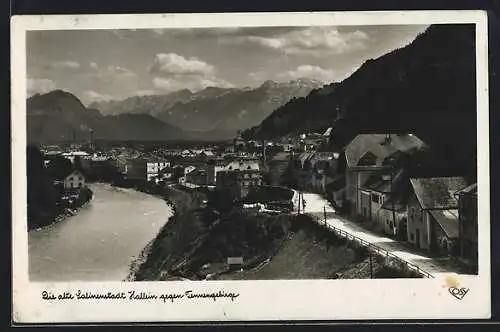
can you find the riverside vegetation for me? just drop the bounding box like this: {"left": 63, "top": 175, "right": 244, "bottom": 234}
{"left": 27, "top": 146, "right": 93, "bottom": 230}
{"left": 125, "top": 181, "right": 419, "bottom": 280}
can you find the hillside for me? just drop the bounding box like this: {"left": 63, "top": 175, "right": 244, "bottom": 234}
{"left": 26, "top": 90, "right": 185, "bottom": 143}
{"left": 89, "top": 89, "right": 194, "bottom": 117}
{"left": 243, "top": 24, "right": 477, "bottom": 174}
{"left": 91, "top": 79, "right": 323, "bottom": 139}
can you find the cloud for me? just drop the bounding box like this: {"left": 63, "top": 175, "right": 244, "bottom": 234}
{"left": 153, "top": 76, "right": 233, "bottom": 93}
{"left": 92, "top": 64, "right": 138, "bottom": 84}
{"left": 27, "top": 78, "right": 56, "bottom": 96}
{"left": 149, "top": 52, "right": 232, "bottom": 93}
{"left": 82, "top": 90, "right": 115, "bottom": 104}
{"left": 219, "top": 27, "right": 369, "bottom": 56}
{"left": 277, "top": 65, "right": 338, "bottom": 83}
{"left": 48, "top": 60, "right": 80, "bottom": 69}
{"left": 149, "top": 53, "right": 215, "bottom": 77}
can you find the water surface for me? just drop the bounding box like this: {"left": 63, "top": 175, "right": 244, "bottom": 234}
{"left": 28, "top": 183, "right": 172, "bottom": 281}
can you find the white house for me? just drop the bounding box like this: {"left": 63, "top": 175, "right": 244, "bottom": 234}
{"left": 57, "top": 170, "right": 86, "bottom": 190}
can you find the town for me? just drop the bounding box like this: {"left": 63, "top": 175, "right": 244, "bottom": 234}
{"left": 33, "top": 126, "right": 478, "bottom": 277}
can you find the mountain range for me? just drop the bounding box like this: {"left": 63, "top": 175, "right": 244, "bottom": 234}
{"left": 26, "top": 90, "right": 185, "bottom": 144}
{"left": 89, "top": 78, "right": 323, "bottom": 138}
{"left": 243, "top": 24, "right": 477, "bottom": 175}
{"left": 26, "top": 78, "right": 322, "bottom": 143}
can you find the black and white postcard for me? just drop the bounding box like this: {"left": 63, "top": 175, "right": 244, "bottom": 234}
{"left": 11, "top": 11, "right": 491, "bottom": 322}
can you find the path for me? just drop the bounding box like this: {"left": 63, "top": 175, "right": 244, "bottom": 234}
{"left": 292, "top": 191, "right": 465, "bottom": 278}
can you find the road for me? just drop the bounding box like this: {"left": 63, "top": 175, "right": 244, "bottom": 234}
{"left": 292, "top": 191, "right": 465, "bottom": 278}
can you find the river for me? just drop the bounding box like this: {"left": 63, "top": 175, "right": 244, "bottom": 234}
{"left": 28, "top": 183, "right": 173, "bottom": 282}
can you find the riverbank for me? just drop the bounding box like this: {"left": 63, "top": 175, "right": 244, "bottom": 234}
{"left": 114, "top": 181, "right": 211, "bottom": 281}
{"left": 124, "top": 182, "right": 421, "bottom": 281}
{"left": 28, "top": 183, "right": 173, "bottom": 281}
{"left": 28, "top": 186, "right": 94, "bottom": 231}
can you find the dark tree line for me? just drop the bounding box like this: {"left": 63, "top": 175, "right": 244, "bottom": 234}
{"left": 27, "top": 145, "right": 93, "bottom": 230}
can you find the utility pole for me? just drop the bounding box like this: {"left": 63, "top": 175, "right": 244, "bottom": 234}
{"left": 390, "top": 166, "right": 397, "bottom": 237}
{"left": 323, "top": 205, "right": 327, "bottom": 227}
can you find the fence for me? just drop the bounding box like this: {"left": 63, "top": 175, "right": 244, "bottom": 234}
{"left": 306, "top": 213, "right": 435, "bottom": 279}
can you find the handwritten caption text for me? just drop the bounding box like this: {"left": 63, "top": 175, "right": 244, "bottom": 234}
{"left": 42, "top": 290, "right": 240, "bottom": 303}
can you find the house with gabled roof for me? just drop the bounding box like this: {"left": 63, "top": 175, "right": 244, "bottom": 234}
{"left": 344, "top": 133, "right": 426, "bottom": 218}
{"left": 454, "top": 183, "right": 478, "bottom": 271}
{"left": 407, "top": 177, "right": 468, "bottom": 255}
{"left": 359, "top": 168, "right": 409, "bottom": 236}
{"left": 53, "top": 169, "right": 86, "bottom": 191}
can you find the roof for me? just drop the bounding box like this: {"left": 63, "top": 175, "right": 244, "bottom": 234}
{"left": 410, "top": 177, "right": 468, "bottom": 210}
{"left": 311, "top": 151, "right": 340, "bottom": 161}
{"left": 455, "top": 183, "right": 478, "bottom": 196}
{"left": 53, "top": 169, "right": 84, "bottom": 181}
{"left": 298, "top": 152, "right": 315, "bottom": 165}
{"left": 187, "top": 168, "right": 208, "bottom": 176}
{"left": 362, "top": 169, "right": 405, "bottom": 193}
{"left": 429, "top": 209, "right": 459, "bottom": 238}
{"left": 269, "top": 152, "right": 291, "bottom": 162}
{"left": 159, "top": 166, "right": 175, "bottom": 174}
{"left": 381, "top": 174, "right": 411, "bottom": 212}
{"left": 62, "top": 151, "right": 90, "bottom": 157}
{"left": 345, "top": 134, "right": 426, "bottom": 168}
{"left": 225, "top": 160, "right": 260, "bottom": 171}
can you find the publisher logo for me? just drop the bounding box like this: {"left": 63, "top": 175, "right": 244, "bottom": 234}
{"left": 448, "top": 287, "right": 469, "bottom": 300}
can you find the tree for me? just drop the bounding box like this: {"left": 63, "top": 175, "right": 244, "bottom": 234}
{"left": 46, "top": 155, "right": 73, "bottom": 180}
{"left": 26, "top": 145, "right": 58, "bottom": 229}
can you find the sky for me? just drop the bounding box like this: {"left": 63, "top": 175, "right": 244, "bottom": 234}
{"left": 26, "top": 25, "right": 429, "bottom": 105}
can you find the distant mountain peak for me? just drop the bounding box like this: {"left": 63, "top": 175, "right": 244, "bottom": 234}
{"left": 260, "top": 80, "right": 278, "bottom": 88}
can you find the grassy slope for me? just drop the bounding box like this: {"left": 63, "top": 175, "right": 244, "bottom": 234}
{"left": 133, "top": 188, "right": 419, "bottom": 281}
{"left": 132, "top": 187, "right": 210, "bottom": 281}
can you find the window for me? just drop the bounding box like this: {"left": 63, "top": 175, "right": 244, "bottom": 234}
{"left": 371, "top": 193, "right": 378, "bottom": 203}
{"left": 410, "top": 233, "right": 415, "bottom": 241}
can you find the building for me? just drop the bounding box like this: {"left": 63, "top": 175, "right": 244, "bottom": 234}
{"left": 267, "top": 152, "right": 292, "bottom": 186}
{"left": 344, "top": 133, "right": 426, "bottom": 218}
{"left": 309, "top": 152, "right": 342, "bottom": 193}
{"left": 216, "top": 169, "right": 263, "bottom": 199}
{"left": 185, "top": 167, "right": 210, "bottom": 186}
{"left": 359, "top": 169, "right": 409, "bottom": 236}
{"left": 61, "top": 150, "right": 91, "bottom": 164}
{"left": 455, "top": 183, "right": 478, "bottom": 270}
{"left": 126, "top": 157, "right": 171, "bottom": 181}
{"left": 407, "top": 177, "right": 468, "bottom": 255}
{"left": 163, "top": 149, "right": 183, "bottom": 156}
{"left": 325, "top": 175, "right": 346, "bottom": 210}
{"left": 53, "top": 169, "right": 86, "bottom": 191}
{"left": 233, "top": 131, "right": 246, "bottom": 152}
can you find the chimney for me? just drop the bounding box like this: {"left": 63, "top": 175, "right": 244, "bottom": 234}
{"left": 385, "top": 133, "right": 392, "bottom": 144}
